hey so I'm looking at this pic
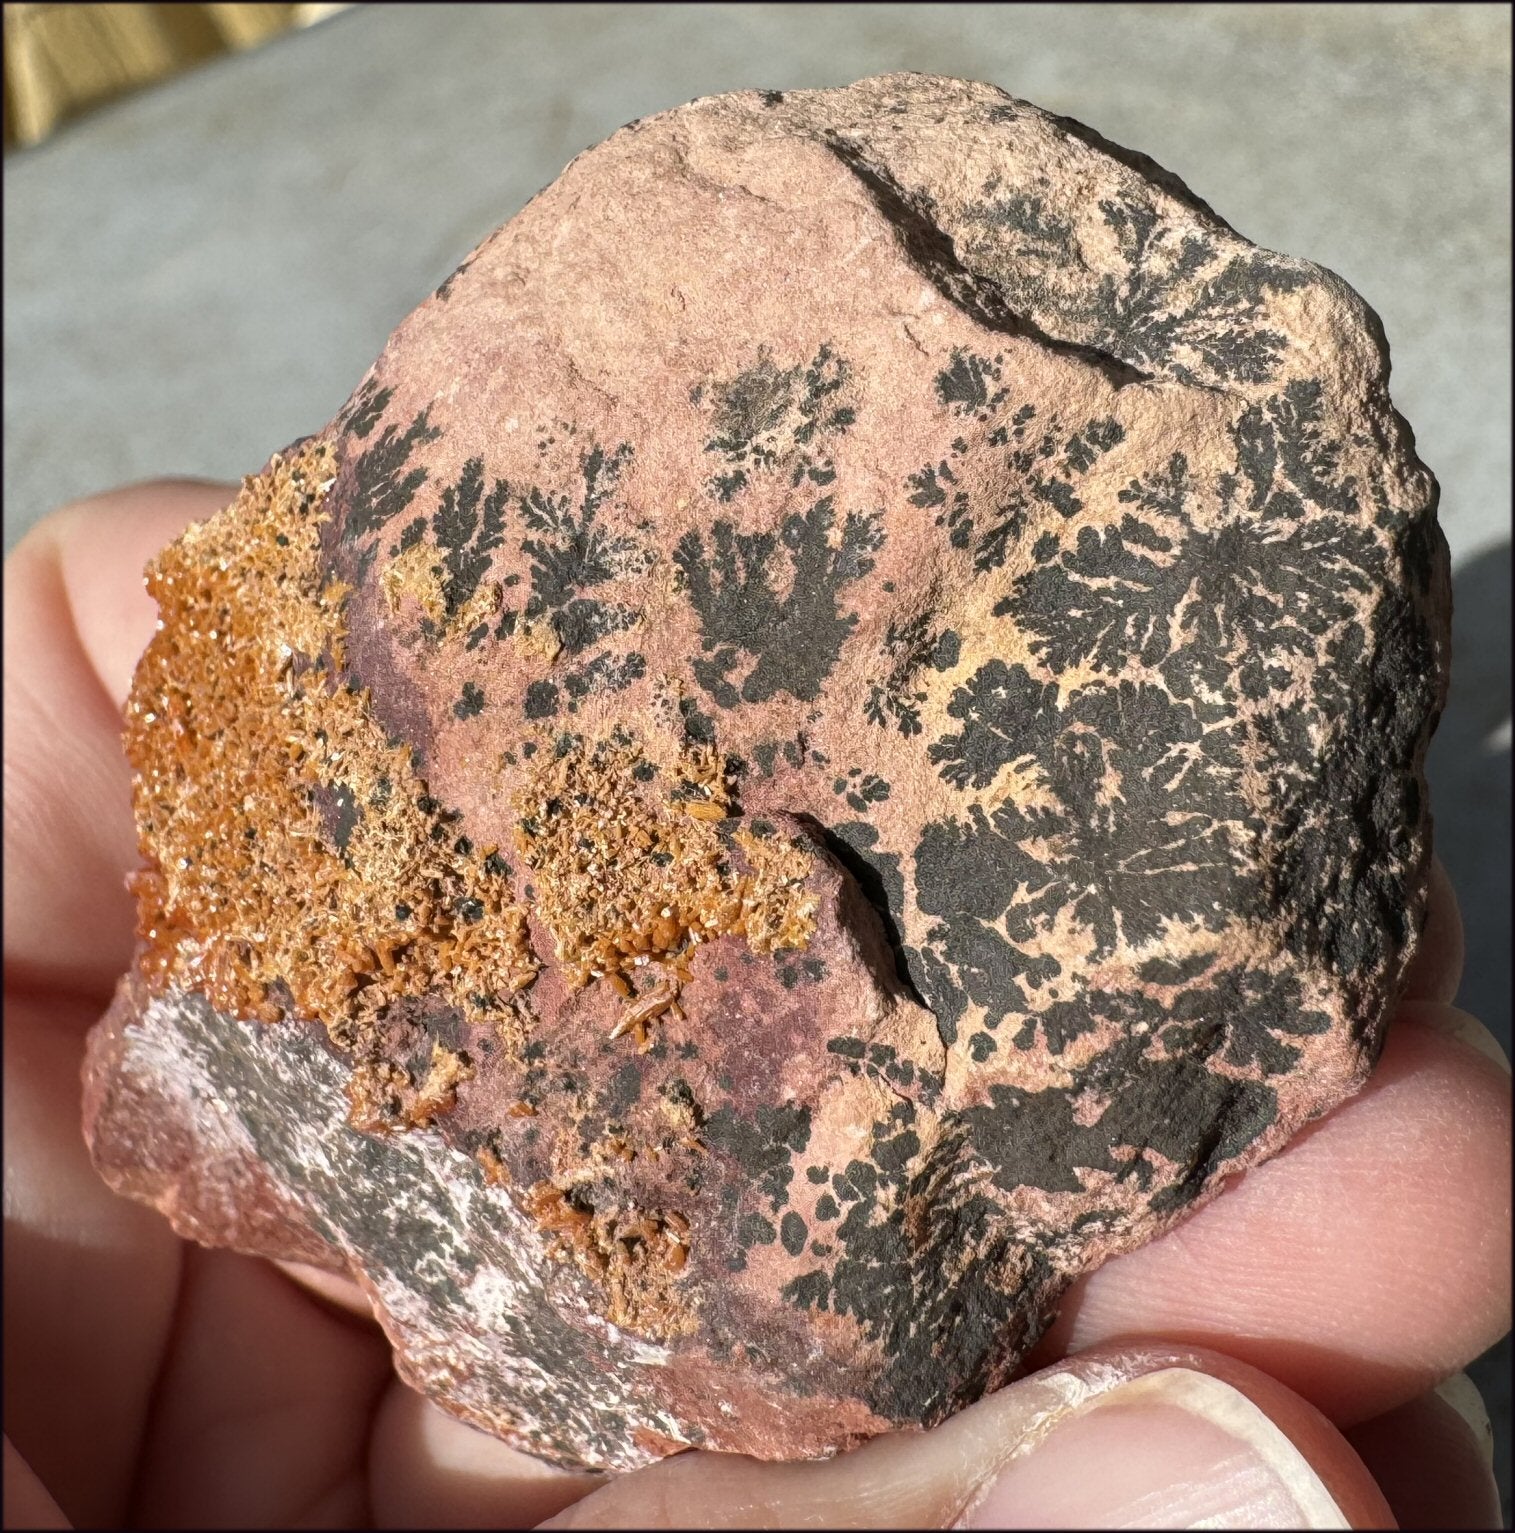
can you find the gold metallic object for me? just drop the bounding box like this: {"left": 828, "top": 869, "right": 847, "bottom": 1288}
{"left": 3, "top": 2, "right": 352, "bottom": 149}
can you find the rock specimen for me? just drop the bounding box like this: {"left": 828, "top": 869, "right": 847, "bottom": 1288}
{"left": 84, "top": 74, "right": 1450, "bottom": 1470}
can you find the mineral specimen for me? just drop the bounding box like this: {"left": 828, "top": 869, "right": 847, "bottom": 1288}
{"left": 84, "top": 73, "right": 1450, "bottom": 1470}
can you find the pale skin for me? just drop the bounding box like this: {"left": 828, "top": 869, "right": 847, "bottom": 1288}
{"left": 3, "top": 480, "right": 1510, "bottom": 1528}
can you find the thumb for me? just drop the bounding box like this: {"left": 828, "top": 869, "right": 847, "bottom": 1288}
{"left": 539, "top": 1343, "right": 1393, "bottom": 1529}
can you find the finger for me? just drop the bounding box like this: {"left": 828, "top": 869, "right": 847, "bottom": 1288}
{"left": 1400, "top": 854, "right": 1465, "bottom": 1005}
{"left": 1029, "top": 1004, "right": 1512, "bottom": 1426}
{"left": 2, "top": 991, "right": 184, "bottom": 1529}
{"left": 541, "top": 1342, "right": 1391, "bottom": 1529}
{"left": 128, "top": 1243, "right": 392, "bottom": 1528}
{"left": 275, "top": 1258, "right": 379, "bottom": 1320}
{"left": 1409, "top": 995, "right": 1513, "bottom": 1074}
{"left": 368, "top": 1388, "right": 602, "bottom": 1529}
{"left": 3, "top": 482, "right": 234, "bottom": 1002}
{"left": 3, "top": 1438, "right": 71, "bottom": 1530}
{"left": 30, "top": 480, "right": 237, "bottom": 712}
{"left": 1344, "top": 1374, "right": 1502, "bottom": 1529}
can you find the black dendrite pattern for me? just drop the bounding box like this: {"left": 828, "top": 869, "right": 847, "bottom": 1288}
{"left": 358, "top": 432, "right": 655, "bottom": 683}
{"left": 958, "top": 184, "right": 1308, "bottom": 385}
{"left": 559, "top": 651, "right": 649, "bottom": 715}
{"left": 790, "top": 1014, "right": 1284, "bottom": 1410}
{"left": 900, "top": 324, "right": 1404, "bottom": 1091}
{"left": 918, "top": 674, "right": 1250, "bottom": 984}
{"left": 343, "top": 407, "right": 443, "bottom": 543}
{"left": 1140, "top": 954, "right": 1333, "bottom": 1074}
{"left": 781, "top": 1101, "right": 1032, "bottom": 1421}
{"left": 962, "top": 1029, "right": 1278, "bottom": 1213}
{"left": 431, "top": 457, "right": 509, "bottom": 620}
{"left": 675, "top": 497, "right": 884, "bottom": 706}
{"left": 795, "top": 1026, "right": 1281, "bottom": 1392}
{"left": 906, "top": 349, "right": 1124, "bottom": 574}
{"left": 339, "top": 378, "right": 393, "bottom": 440}
{"left": 696, "top": 344, "right": 857, "bottom": 501}
{"left": 506, "top": 440, "right": 652, "bottom": 657}
{"left": 926, "top": 660, "right": 1059, "bottom": 790}
{"left": 934, "top": 347, "right": 1009, "bottom": 419}
{"left": 1000, "top": 384, "right": 1380, "bottom": 701}
{"left": 1014, "top": 952, "right": 1330, "bottom": 1076}
{"left": 1263, "top": 586, "right": 1439, "bottom": 1018}
{"left": 830, "top": 766, "right": 892, "bottom": 815}
{"left": 864, "top": 612, "right": 961, "bottom": 737}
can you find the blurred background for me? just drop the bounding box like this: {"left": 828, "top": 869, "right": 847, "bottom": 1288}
{"left": 3, "top": 2, "right": 1509, "bottom": 1516}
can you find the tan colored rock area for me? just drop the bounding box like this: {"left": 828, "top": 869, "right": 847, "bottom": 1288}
{"left": 85, "top": 74, "right": 1448, "bottom": 1468}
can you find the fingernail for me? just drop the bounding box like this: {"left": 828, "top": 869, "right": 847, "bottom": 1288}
{"left": 964, "top": 1367, "right": 1349, "bottom": 1529}
{"left": 1435, "top": 1372, "right": 1495, "bottom": 1467}
{"left": 1412, "top": 1004, "right": 1512, "bottom": 1075}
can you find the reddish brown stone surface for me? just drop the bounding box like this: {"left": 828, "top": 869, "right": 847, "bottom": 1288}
{"left": 84, "top": 74, "right": 1449, "bottom": 1469}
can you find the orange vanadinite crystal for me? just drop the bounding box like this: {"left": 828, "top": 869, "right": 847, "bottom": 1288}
{"left": 523, "top": 1181, "right": 696, "bottom": 1339}
{"left": 124, "top": 444, "right": 539, "bottom": 1066}
{"left": 510, "top": 733, "right": 818, "bottom": 1048}
{"left": 123, "top": 440, "right": 820, "bottom": 1105}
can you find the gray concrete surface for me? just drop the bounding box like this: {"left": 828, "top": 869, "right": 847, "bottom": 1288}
{"left": 4, "top": 2, "right": 1509, "bottom": 1517}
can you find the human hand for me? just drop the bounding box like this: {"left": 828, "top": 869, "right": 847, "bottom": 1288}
{"left": 4, "top": 482, "right": 1509, "bottom": 1529}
